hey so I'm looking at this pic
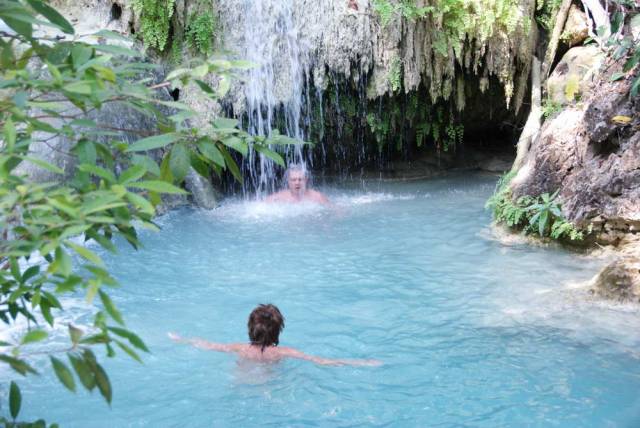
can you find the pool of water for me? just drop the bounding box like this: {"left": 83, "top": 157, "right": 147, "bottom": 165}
{"left": 6, "top": 173, "right": 640, "bottom": 427}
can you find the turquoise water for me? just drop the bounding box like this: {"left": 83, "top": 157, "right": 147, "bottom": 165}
{"left": 6, "top": 173, "right": 640, "bottom": 427}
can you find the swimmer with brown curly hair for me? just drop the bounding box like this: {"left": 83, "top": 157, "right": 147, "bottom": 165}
{"left": 169, "top": 304, "right": 380, "bottom": 367}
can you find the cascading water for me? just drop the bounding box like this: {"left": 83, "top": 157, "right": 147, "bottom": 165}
{"left": 240, "top": 0, "right": 314, "bottom": 196}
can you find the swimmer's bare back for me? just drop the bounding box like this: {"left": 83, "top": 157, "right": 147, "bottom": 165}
{"left": 168, "top": 333, "right": 381, "bottom": 367}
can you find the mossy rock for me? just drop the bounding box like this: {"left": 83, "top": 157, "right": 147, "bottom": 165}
{"left": 547, "top": 45, "right": 604, "bottom": 105}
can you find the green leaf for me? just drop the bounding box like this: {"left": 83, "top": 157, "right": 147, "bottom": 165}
{"left": 94, "top": 44, "right": 139, "bottom": 57}
{"left": 131, "top": 154, "right": 161, "bottom": 176}
{"left": 114, "top": 340, "right": 142, "bottom": 363}
{"left": 42, "top": 291, "right": 62, "bottom": 309}
{"left": 71, "top": 44, "right": 93, "bottom": 69}
{"left": 92, "top": 362, "right": 112, "bottom": 404}
{"left": 40, "top": 299, "right": 54, "bottom": 326}
{"left": 26, "top": 0, "right": 74, "bottom": 34}
{"left": 125, "top": 191, "right": 155, "bottom": 215}
{"left": 169, "top": 144, "right": 190, "bottom": 182}
{"left": 611, "top": 11, "right": 623, "bottom": 34}
{"left": 99, "top": 290, "right": 124, "bottom": 325}
{"left": 192, "top": 64, "right": 209, "bottom": 78}
{"left": 229, "top": 59, "right": 256, "bottom": 69}
{"left": 81, "top": 194, "right": 126, "bottom": 215}
{"left": 0, "top": 354, "right": 38, "bottom": 375}
{"left": 221, "top": 136, "right": 248, "bottom": 157}
{"left": 65, "top": 241, "right": 105, "bottom": 267}
{"left": 128, "top": 180, "right": 188, "bottom": 194}
{"left": 9, "top": 381, "right": 21, "bottom": 419}
{"left": 21, "top": 265, "right": 40, "bottom": 283}
{"left": 51, "top": 356, "right": 76, "bottom": 392}
{"left": 21, "top": 330, "right": 48, "bottom": 344}
{"left": 194, "top": 79, "right": 215, "bottom": 94}
{"left": 10, "top": 258, "right": 20, "bottom": 281}
{"left": 126, "top": 133, "right": 180, "bottom": 152}
{"left": 4, "top": 118, "right": 16, "bottom": 151}
{"left": 219, "top": 146, "right": 243, "bottom": 183}
{"left": 212, "top": 117, "right": 239, "bottom": 129}
{"left": 166, "top": 68, "right": 190, "bottom": 81}
{"left": 69, "top": 353, "right": 95, "bottom": 390}
{"left": 118, "top": 164, "right": 147, "bottom": 184}
{"left": 539, "top": 211, "right": 549, "bottom": 236}
{"left": 22, "top": 156, "right": 64, "bottom": 174}
{"left": 265, "top": 133, "right": 304, "bottom": 145}
{"left": 254, "top": 145, "right": 284, "bottom": 167}
{"left": 73, "top": 140, "right": 97, "bottom": 165}
{"left": 63, "top": 81, "right": 93, "bottom": 94}
{"left": 77, "top": 163, "right": 116, "bottom": 183}
{"left": 197, "top": 140, "right": 225, "bottom": 167}
{"left": 218, "top": 75, "right": 231, "bottom": 97}
{"left": 53, "top": 247, "right": 72, "bottom": 276}
{"left": 1, "top": 12, "right": 33, "bottom": 39}
{"left": 108, "top": 327, "right": 149, "bottom": 352}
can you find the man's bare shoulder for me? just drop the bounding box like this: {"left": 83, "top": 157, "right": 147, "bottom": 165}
{"left": 306, "top": 189, "right": 330, "bottom": 204}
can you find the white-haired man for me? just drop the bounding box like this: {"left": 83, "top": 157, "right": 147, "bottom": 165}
{"left": 266, "top": 164, "right": 330, "bottom": 204}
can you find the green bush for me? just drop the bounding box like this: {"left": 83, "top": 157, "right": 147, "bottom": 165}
{"left": 486, "top": 173, "right": 585, "bottom": 241}
{"left": 607, "top": 3, "right": 640, "bottom": 98}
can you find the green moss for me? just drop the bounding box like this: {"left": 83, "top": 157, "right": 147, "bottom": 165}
{"left": 132, "top": 0, "right": 176, "bottom": 51}
{"left": 388, "top": 56, "right": 402, "bottom": 92}
{"left": 186, "top": 11, "right": 217, "bottom": 56}
{"left": 542, "top": 98, "right": 563, "bottom": 119}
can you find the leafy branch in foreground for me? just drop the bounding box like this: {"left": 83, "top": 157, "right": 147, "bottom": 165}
{"left": 0, "top": 0, "right": 295, "bottom": 425}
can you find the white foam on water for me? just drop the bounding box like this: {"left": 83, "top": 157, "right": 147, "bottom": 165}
{"left": 0, "top": 297, "right": 97, "bottom": 375}
{"left": 211, "top": 199, "right": 328, "bottom": 222}
{"left": 202, "top": 191, "right": 418, "bottom": 223}
{"left": 484, "top": 278, "right": 640, "bottom": 352}
{"left": 334, "top": 192, "right": 417, "bottom": 206}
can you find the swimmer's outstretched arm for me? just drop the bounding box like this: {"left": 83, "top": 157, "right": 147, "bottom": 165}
{"left": 168, "top": 332, "right": 242, "bottom": 353}
{"left": 280, "top": 347, "right": 382, "bottom": 367}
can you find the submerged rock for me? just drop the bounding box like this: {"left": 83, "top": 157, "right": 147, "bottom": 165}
{"left": 591, "top": 256, "right": 640, "bottom": 303}
{"left": 185, "top": 168, "right": 220, "bottom": 209}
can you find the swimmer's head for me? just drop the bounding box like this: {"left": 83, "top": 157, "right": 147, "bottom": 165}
{"left": 284, "top": 164, "right": 308, "bottom": 196}
{"left": 248, "top": 304, "right": 285, "bottom": 351}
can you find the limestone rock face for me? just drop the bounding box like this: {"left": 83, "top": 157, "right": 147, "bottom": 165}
{"left": 215, "top": 0, "right": 537, "bottom": 111}
{"left": 51, "top": 0, "right": 134, "bottom": 36}
{"left": 546, "top": 45, "right": 604, "bottom": 105}
{"left": 513, "top": 58, "right": 640, "bottom": 244}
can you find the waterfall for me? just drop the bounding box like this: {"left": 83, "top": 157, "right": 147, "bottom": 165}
{"left": 239, "top": 0, "right": 314, "bottom": 197}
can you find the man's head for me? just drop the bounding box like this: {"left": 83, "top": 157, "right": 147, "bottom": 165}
{"left": 248, "top": 304, "right": 285, "bottom": 351}
{"left": 284, "top": 164, "right": 308, "bottom": 196}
